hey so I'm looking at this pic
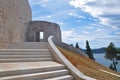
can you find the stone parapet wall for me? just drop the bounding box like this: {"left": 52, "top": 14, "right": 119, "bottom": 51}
{"left": 0, "top": 0, "right": 31, "bottom": 48}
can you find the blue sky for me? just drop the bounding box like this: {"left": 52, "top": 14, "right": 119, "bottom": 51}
{"left": 28, "top": 0, "right": 120, "bottom": 49}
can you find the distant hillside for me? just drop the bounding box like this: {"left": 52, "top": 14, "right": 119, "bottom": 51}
{"left": 92, "top": 47, "right": 105, "bottom": 53}
{"left": 82, "top": 47, "right": 106, "bottom": 54}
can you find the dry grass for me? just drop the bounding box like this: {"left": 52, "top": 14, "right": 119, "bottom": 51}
{"left": 57, "top": 46, "right": 120, "bottom": 80}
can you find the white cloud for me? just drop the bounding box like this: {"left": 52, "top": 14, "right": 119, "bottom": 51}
{"left": 69, "top": 0, "right": 120, "bottom": 28}
{"left": 42, "top": 0, "right": 50, "bottom": 3}
{"left": 47, "top": 16, "right": 52, "bottom": 18}
{"left": 41, "top": 4, "right": 47, "bottom": 7}
{"left": 68, "top": 12, "right": 86, "bottom": 19}
{"left": 29, "top": 0, "right": 50, "bottom": 5}
{"left": 61, "top": 29, "right": 120, "bottom": 48}
{"left": 76, "top": 20, "right": 81, "bottom": 22}
{"left": 62, "top": 30, "right": 92, "bottom": 43}
{"left": 99, "top": 17, "right": 110, "bottom": 25}
{"left": 86, "top": 27, "right": 94, "bottom": 29}
{"left": 78, "top": 15, "right": 86, "bottom": 19}
{"left": 111, "top": 26, "right": 118, "bottom": 30}
{"left": 59, "top": 22, "right": 64, "bottom": 25}
{"left": 95, "top": 28, "right": 102, "bottom": 32}
{"left": 82, "top": 31, "right": 89, "bottom": 34}
{"left": 32, "top": 15, "right": 52, "bottom": 20}
{"left": 115, "top": 32, "right": 120, "bottom": 35}
{"left": 69, "top": 12, "right": 73, "bottom": 16}
{"left": 61, "top": 27, "right": 119, "bottom": 48}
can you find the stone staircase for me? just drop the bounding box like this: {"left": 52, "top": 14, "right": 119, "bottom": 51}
{"left": 0, "top": 42, "right": 74, "bottom": 80}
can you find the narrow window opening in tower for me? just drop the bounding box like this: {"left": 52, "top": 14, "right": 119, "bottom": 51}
{"left": 39, "top": 32, "right": 44, "bottom": 39}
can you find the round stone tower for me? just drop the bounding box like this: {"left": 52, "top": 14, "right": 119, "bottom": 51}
{"left": 0, "top": 0, "right": 31, "bottom": 48}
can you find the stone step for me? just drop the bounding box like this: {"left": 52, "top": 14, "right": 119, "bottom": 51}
{"left": 0, "top": 61, "right": 65, "bottom": 77}
{"left": 0, "top": 49, "right": 51, "bottom": 55}
{"left": 0, "top": 69, "right": 69, "bottom": 80}
{"left": 9, "top": 42, "right": 48, "bottom": 49}
{"left": 44, "top": 75, "right": 74, "bottom": 80}
{"left": 0, "top": 55, "right": 52, "bottom": 58}
{"left": 0, "top": 58, "right": 54, "bottom": 62}
{"left": 0, "top": 41, "right": 74, "bottom": 80}
{"left": 0, "top": 51, "right": 51, "bottom": 55}
{"left": 0, "top": 49, "right": 50, "bottom": 52}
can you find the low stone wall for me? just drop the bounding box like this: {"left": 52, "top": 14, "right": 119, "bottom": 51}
{"left": 52, "top": 36, "right": 87, "bottom": 56}
{"left": 26, "top": 21, "right": 61, "bottom": 42}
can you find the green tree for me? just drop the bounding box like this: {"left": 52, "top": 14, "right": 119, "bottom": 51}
{"left": 105, "top": 42, "right": 118, "bottom": 71}
{"left": 86, "top": 40, "right": 94, "bottom": 60}
{"left": 116, "top": 48, "right": 120, "bottom": 54}
{"left": 75, "top": 42, "right": 80, "bottom": 49}
{"left": 70, "top": 44, "right": 74, "bottom": 47}
{"left": 116, "top": 48, "right": 120, "bottom": 60}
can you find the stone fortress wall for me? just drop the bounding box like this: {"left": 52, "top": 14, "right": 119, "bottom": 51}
{"left": 0, "top": 0, "right": 32, "bottom": 48}
{"left": 0, "top": 0, "right": 61, "bottom": 49}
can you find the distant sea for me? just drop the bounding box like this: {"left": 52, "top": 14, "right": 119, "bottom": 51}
{"left": 94, "top": 53, "right": 120, "bottom": 72}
